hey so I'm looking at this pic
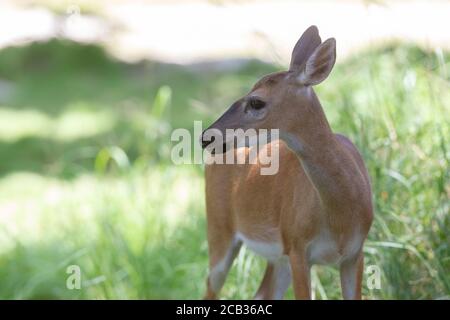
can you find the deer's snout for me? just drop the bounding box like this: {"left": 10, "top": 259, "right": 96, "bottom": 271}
{"left": 200, "top": 129, "right": 230, "bottom": 154}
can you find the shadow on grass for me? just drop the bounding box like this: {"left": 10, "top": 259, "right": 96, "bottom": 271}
{"left": 0, "top": 38, "right": 277, "bottom": 179}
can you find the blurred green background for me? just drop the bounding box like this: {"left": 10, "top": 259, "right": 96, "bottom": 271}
{"left": 0, "top": 0, "right": 448, "bottom": 299}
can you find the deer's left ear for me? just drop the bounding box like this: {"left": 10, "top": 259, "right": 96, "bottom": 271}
{"left": 297, "top": 38, "right": 336, "bottom": 86}
{"left": 290, "top": 25, "right": 322, "bottom": 71}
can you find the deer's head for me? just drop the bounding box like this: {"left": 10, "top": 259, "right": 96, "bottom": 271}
{"left": 201, "top": 25, "right": 336, "bottom": 150}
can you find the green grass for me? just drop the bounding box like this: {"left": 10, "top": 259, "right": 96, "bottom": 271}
{"left": 0, "top": 39, "right": 448, "bottom": 299}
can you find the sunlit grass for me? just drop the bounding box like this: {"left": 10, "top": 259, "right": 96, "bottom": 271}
{"left": 0, "top": 106, "right": 115, "bottom": 142}
{"left": 0, "top": 167, "right": 207, "bottom": 299}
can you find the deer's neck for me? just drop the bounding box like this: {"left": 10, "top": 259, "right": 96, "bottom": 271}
{"left": 280, "top": 90, "right": 355, "bottom": 209}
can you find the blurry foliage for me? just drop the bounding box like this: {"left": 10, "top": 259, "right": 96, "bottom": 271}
{"left": 19, "top": 0, "right": 102, "bottom": 16}
{"left": 0, "top": 38, "right": 448, "bottom": 299}
{"left": 0, "top": 39, "right": 276, "bottom": 178}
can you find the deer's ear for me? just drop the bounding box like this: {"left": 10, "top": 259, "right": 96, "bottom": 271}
{"left": 297, "top": 38, "right": 336, "bottom": 86}
{"left": 289, "top": 25, "right": 322, "bottom": 71}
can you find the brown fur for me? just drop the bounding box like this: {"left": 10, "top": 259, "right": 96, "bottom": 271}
{"left": 201, "top": 26, "right": 373, "bottom": 300}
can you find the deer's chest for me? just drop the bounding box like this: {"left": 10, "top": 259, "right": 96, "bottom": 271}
{"left": 307, "top": 230, "right": 363, "bottom": 265}
{"left": 236, "top": 232, "right": 284, "bottom": 262}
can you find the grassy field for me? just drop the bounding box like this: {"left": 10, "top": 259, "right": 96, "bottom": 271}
{"left": 0, "top": 39, "right": 448, "bottom": 299}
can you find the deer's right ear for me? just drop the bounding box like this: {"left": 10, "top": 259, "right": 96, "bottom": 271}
{"left": 297, "top": 38, "right": 336, "bottom": 86}
{"left": 289, "top": 25, "right": 322, "bottom": 71}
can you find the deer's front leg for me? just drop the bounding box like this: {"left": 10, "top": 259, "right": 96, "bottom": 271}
{"left": 340, "top": 251, "right": 364, "bottom": 300}
{"left": 289, "top": 250, "right": 311, "bottom": 299}
{"left": 254, "top": 259, "right": 291, "bottom": 300}
{"left": 254, "top": 263, "right": 274, "bottom": 299}
{"left": 204, "top": 234, "right": 241, "bottom": 300}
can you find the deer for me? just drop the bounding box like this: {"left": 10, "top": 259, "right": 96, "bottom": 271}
{"left": 200, "top": 26, "right": 373, "bottom": 300}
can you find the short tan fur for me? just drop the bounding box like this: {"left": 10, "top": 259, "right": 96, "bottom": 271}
{"left": 201, "top": 26, "right": 373, "bottom": 300}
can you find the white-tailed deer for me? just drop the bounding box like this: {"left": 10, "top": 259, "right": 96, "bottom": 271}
{"left": 200, "top": 26, "right": 373, "bottom": 300}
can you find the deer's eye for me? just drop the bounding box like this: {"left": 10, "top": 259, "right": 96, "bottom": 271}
{"left": 248, "top": 98, "right": 266, "bottom": 110}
